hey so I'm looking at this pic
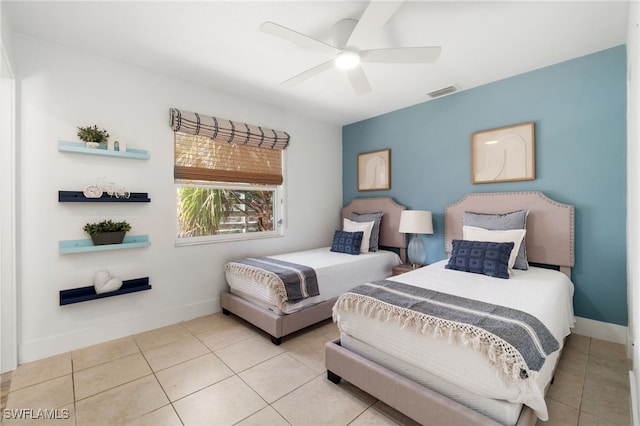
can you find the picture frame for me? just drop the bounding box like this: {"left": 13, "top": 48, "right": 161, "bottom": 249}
{"left": 471, "top": 122, "right": 535, "bottom": 184}
{"left": 358, "top": 149, "right": 391, "bottom": 191}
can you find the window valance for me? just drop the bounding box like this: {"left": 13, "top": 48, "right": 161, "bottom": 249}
{"left": 170, "top": 108, "right": 289, "bottom": 150}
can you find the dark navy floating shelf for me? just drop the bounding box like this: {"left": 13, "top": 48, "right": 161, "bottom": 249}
{"left": 59, "top": 277, "right": 151, "bottom": 305}
{"left": 58, "top": 191, "right": 151, "bottom": 203}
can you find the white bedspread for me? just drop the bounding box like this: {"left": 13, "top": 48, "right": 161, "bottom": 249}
{"left": 226, "top": 247, "right": 402, "bottom": 314}
{"left": 334, "top": 260, "right": 575, "bottom": 421}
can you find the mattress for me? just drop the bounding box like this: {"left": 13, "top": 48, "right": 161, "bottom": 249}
{"left": 226, "top": 247, "right": 402, "bottom": 314}
{"left": 333, "top": 260, "right": 575, "bottom": 422}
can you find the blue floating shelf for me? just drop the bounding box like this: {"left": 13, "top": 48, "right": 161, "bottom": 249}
{"left": 59, "top": 235, "right": 150, "bottom": 254}
{"left": 58, "top": 141, "right": 150, "bottom": 160}
{"left": 60, "top": 277, "right": 151, "bottom": 305}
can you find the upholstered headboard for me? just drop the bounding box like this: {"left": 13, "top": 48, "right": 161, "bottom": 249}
{"left": 445, "top": 192, "right": 574, "bottom": 276}
{"left": 342, "top": 197, "right": 407, "bottom": 261}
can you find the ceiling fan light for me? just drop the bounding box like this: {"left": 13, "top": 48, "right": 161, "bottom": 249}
{"left": 335, "top": 50, "right": 360, "bottom": 69}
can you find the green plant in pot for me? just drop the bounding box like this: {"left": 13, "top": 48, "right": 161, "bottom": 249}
{"left": 77, "top": 125, "right": 109, "bottom": 148}
{"left": 83, "top": 220, "right": 131, "bottom": 245}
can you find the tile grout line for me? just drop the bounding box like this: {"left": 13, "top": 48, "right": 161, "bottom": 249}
{"left": 574, "top": 337, "right": 590, "bottom": 425}
{"left": 179, "top": 320, "right": 334, "bottom": 425}
{"left": 133, "top": 328, "right": 183, "bottom": 426}
{"left": 3, "top": 318, "right": 630, "bottom": 426}
{"left": 69, "top": 353, "right": 76, "bottom": 426}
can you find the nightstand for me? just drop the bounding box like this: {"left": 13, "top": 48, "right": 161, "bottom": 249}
{"left": 392, "top": 263, "right": 423, "bottom": 276}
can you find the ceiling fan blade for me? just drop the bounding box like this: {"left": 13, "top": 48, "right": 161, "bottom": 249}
{"left": 332, "top": 19, "right": 358, "bottom": 50}
{"left": 346, "top": 65, "right": 372, "bottom": 95}
{"left": 281, "top": 59, "right": 335, "bottom": 87}
{"left": 361, "top": 46, "right": 442, "bottom": 63}
{"left": 260, "top": 21, "right": 338, "bottom": 56}
{"left": 347, "top": 0, "right": 404, "bottom": 47}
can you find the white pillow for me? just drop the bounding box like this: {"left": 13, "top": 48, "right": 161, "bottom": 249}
{"left": 343, "top": 218, "right": 374, "bottom": 254}
{"left": 462, "top": 225, "right": 526, "bottom": 272}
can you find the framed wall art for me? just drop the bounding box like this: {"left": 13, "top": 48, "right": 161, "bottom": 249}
{"left": 358, "top": 149, "right": 391, "bottom": 191}
{"left": 471, "top": 121, "right": 535, "bottom": 184}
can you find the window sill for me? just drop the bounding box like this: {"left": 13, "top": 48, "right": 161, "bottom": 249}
{"left": 175, "top": 231, "right": 283, "bottom": 247}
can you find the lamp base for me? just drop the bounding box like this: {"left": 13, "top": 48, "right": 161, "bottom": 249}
{"left": 407, "top": 235, "right": 426, "bottom": 266}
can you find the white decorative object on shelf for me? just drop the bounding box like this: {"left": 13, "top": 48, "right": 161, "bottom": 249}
{"left": 104, "top": 182, "right": 130, "bottom": 199}
{"left": 101, "top": 277, "right": 123, "bottom": 294}
{"left": 83, "top": 184, "right": 103, "bottom": 198}
{"left": 85, "top": 142, "right": 99, "bottom": 149}
{"left": 108, "top": 137, "right": 127, "bottom": 153}
{"left": 93, "top": 270, "right": 123, "bottom": 294}
{"left": 83, "top": 177, "right": 130, "bottom": 199}
{"left": 93, "top": 271, "right": 110, "bottom": 287}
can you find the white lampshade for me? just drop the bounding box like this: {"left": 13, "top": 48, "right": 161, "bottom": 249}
{"left": 399, "top": 210, "right": 433, "bottom": 235}
{"left": 399, "top": 210, "right": 433, "bottom": 267}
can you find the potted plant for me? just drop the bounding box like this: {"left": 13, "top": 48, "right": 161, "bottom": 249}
{"left": 77, "top": 125, "right": 110, "bottom": 148}
{"left": 83, "top": 219, "right": 131, "bottom": 245}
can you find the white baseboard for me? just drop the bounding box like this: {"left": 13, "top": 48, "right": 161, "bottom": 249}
{"left": 18, "top": 297, "right": 219, "bottom": 363}
{"left": 572, "top": 316, "right": 628, "bottom": 345}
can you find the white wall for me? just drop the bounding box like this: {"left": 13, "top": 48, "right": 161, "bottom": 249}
{"left": 628, "top": 0, "right": 640, "bottom": 423}
{"left": 12, "top": 33, "right": 343, "bottom": 363}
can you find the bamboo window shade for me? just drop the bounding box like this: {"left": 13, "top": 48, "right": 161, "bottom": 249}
{"left": 170, "top": 108, "right": 289, "bottom": 185}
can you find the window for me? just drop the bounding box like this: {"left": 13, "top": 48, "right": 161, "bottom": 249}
{"left": 171, "top": 108, "right": 289, "bottom": 244}
{"left": 176, "top": 180, "right": 282, "bottom": 243}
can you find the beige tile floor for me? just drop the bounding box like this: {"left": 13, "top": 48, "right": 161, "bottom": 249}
{"left": 0, "top": 312, "right": 632, "bottom": 425}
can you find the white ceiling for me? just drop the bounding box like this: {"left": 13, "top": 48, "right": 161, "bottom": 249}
{"left": 4, "top": 0, "right": 630, "bottom": 125}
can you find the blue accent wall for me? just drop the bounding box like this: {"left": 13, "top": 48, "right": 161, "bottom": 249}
{"left": 343, "top": 46, "right": 627, "bottom": 326}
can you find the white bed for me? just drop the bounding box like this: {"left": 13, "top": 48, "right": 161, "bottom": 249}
{"left": 335, "top": 260, "right": 574, "bottom": 424}
{"left": 326, "top": 191, "right": 575, "bottom": 426}
{"left": 221, "top": 197, "right": 407, "bottom": 344}
{"left": 227, "top": 247, "right": 401, "bottom": 314}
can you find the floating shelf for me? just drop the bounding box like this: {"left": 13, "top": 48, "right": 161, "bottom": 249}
{"left": 60, "top": 277, "right": 151, "bottom": 305}
{"left": 59, "top": 235, "right": 150, "bottom": 254}
{"left": 58, "top": 141, "right": 150, "bottom": 160}
{"left": 58, "top": 191, "right": 151, "bottom": 203}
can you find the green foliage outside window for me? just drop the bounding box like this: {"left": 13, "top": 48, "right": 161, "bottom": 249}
{"left": 177, "top": 186, "right": 274, "bottom": 238}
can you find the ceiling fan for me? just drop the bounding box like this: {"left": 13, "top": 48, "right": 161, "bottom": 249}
{"left": 260, "top": 0, "right": 441, "bottom": 95}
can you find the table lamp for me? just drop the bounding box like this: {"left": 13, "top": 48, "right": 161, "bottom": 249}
{"left": 399, "top": 210, "right": 433, "bottom": 267}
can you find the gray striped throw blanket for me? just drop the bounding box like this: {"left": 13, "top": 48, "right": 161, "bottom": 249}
{"left": 333, "top": 280, "right": 559, "bottom": 381}
{"left": 225, "top": 257, "right": 319, "bottom": 309}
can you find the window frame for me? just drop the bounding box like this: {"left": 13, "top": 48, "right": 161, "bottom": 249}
{"left": 175, "top": 180, "right": 285, "bottom": 247}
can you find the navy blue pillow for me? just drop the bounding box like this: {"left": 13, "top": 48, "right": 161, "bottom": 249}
{"left": 445, "top": 239, "right": 514, "bottom": 279}
{"left": 330, "top": 230, "right": 364, "bottom": 255}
